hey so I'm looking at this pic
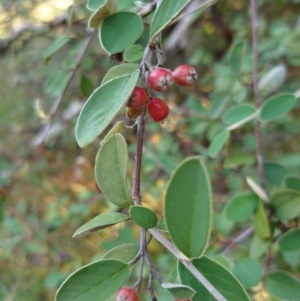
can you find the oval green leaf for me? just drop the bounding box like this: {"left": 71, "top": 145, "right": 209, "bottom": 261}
{"left": 208, "top": 129, "right": 229, "bottom": 158}
{"left": 124, "top": 45, "right": 144, "bottom": 63}
{"left": 102, "top": 243, "right": 140, "bottom": 263}
{"left": 178, "top": 256, "right": 251, "bottom": 301}
{"left": 211, "top": 254, "right": 231, "bottom": 271}
{"left": 150, "top": 0, "right": 193, "bottom": 40}
{"left": 73, "top": 212, "right": 129, "bottom": 237}
{"left": 284, "top": 175, "right": 300, "bottom": 193}
{"left": 80, "top": 73, "right": 95, "bottom": 98}
{"left": 164, "top": 157, "right": 211, "bottom": 259}
{"left": 88, "top": 0, "right": 117, "bottom": 29}
{"left": 270, "top": 189, "right": 300, "bottom": 220}
{"left": 100, "top": 12, "right": 143, "bottom": 54}
{"left": 264, "top": 162, "right": 289, "bottom": 185}
{"left": 259, "top": 94, "right": 296, "bottom": 122}
{"left": 209, "top": 96, "right": 229, "bottom": 119}
{"left": 161, "top": 283, "right": 196, "bottom": 300}
{"left": 76, "top": 69, "right": 139, "bottom": 147}
{"left": 129, "top": 205, "right": 157, "bottom": 229}
{"left": 252, "top": 200, "right": 271, "bottom": 239}
{"left": 101, "top": 121, "right": 126, "bottom": 145}
{"left": 102, "top": 63, "right": 139, "bottom": 85}
{"left": 278, "top": 228, "right": 300, "bottom": 251}
{"left": 55, "top": 259, "right": 129, "bottom": 301}
{"left": 222, "top": 104, "right": 255, "bottom": 125}
{"left": 95, "top": 134, "right": 132, "bottom": 208}
{"left": 229, "top": 41, "right": 245, "bottom": 77}
{"left": 233, "top": 257, "right": 262, "bottom": 288}
{"left": 45, "top": 71, "right": 69, "bottom": 97}
{"left": 266, "top": 271, "right": 300, "bottom": 301}
{"left": 43, "top": 36, "right": 71, "bottom": 63}
{"left": 224, "top": 192, "right": 259, "bottom": 222}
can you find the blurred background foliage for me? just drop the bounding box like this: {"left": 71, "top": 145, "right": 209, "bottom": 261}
{"left": 0, "top": 0, "right": 300, "bottom": 300}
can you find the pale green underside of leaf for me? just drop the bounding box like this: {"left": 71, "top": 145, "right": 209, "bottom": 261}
{"left": 165, "top": 157, "right": 211, "bottom": 259}
{"left": 95, "top": 134, "right": 132, "bottom": 208}
{"left": 55, "top": 259, "right": 129, "bottom": 301}
{"left": 150, "top": 0, "right": 193, "bottom": 40}
{"left": 73, "top": 212, "right": 129, "bottom": 237}
{"left": 178, "top": 256, "right": 251, "bottom": 301}
{"left": 75, "top": 70, "right": 139, "bottom": 147}
{"left": 222, "top": 104, "right": 255, "bottom": 125}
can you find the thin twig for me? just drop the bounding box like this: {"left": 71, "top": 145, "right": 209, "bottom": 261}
{"left": 148, "top": 228, "right": 228, "bottom": 301}
{"left": 37, "top": 31, "right": 95, "bottom": 145}
{"left": 250, "top": 0, "right": 265, "bottom": 189}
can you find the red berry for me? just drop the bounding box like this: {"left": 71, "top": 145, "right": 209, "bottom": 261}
{"left": 147, "top": 98, "right": 169, "bottom": 122}
{"left": 126, "top": 87, "right": 148, "bottom": 109}
{"left": 172, "top": 65, "right": 197, "bottom": 86}
{"left": 148, "top": 67, "right": 173, "bottom": 92}
{"left": 116, "top": 287, "right": 140, "bottom": 301}
{"left": 126, "top": 107, "right": 143, "bottom": 119}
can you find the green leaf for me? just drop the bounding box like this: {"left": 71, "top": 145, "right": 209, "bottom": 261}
{"left": 102, "top": 243, "right": 139, "bottom": 263}
{"left": 223, "top": 155, "right": 255, "bottom": 169}
{"left": 43, "top": 36, "right": 70, "bottom": 63}
{"left": 80, "top": 74, "right": 95, "bottom": 98}
{"left": 284, "top": 175, "right": 300, "bottom": 193}
{"left": 150, "top": 0, "right": 193, "bottom": 40}
{"left": 264, "top": 162, "right": 289, "bottom": 185}
{"left": 209, "top": 96, "right": 229, "bottom": 119}
{"left": 224, "top": 192, "right": 259, "bottom": 222}
{"left": 266, "top": 271, "right": 300, "bottom": 301}
{"left": 270, "top": 189, "right": 300, "bottom": 220}
{"left": 157, "top": 214, "right": 168, "bottom": 232}
{"left": 73, "top": 212, "right": 129, "bottom": 237}
{"left": 117, "top": 0, "right": 136, "bottom": 11}
{"left": 259, "top": 94, "right": 296, "bottom": 122}
{"left": 99, "top": 12, "right": 143, "bottom": 54}
{"left": 102, "top": 63, "right": 139, "bottom": 84}
{"left": 87, "top": 0, "right": 106, "bottom": 10}
{"left": 233, "top": 258, "right": 262, "bottom": 288}
{"left": 222, "top": 104, "right": 255, "bottom": 125}
{"left": 229, "top": 41, "right": 245, "bottom": 77}
{"left": 282, "top": 249, "right": 300, "bottom": 267}
{"left": 124, "top": 45, "right": 144, "bottom": 63}
{"left": 45, "top": 71, "right": 69, "bottom": 97}
{"left": 208, "top": 129, "right": 229, "bottom": 158}
{"left": 178, "top": 256, "right": 251, "bottom": 301}
{"left": 278, "top": 228, "right": 300, "bottom": 251}
{"left": 258, "top": 64, "right": 287, "bottom": 94}
{"left": 164, "top": 157, "right": 211, "bottom": 259}
{"left": 211, "top": 254, "right": 231, "bottom": 271}
{"left": 161, "top": 283, "right": 196, "bottom": 299}
{"left": 101, "top": 121, "right": 126, "bottom": 145}
{"left": 246, "top": 177, "right": 269, "bottom": 202}
{"left": 55, "top": 259, "right": 129, "bottom": 301}
{"left": 88, "top": 0, "right": 117, "bottom": 29}
{"left": 252, "top": 200, "right": 271, "bottom": 239}
{"left": 129, "top": 205, "right": 157, "bottom": 229}
{"left": 95, "top": 134, "right": 132, "bottom": 208}
{"left": 76, "top": 70, "right": 139, "bottom": 147}
{"left": 250, "top": 234, "right": 270, "bottom": 259}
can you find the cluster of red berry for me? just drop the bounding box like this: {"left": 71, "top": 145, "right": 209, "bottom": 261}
{"left": 126, "top": 65, "right": 197, "bottom": 122}
{"left": 116, "top": 287, "right": 190, "bottom": 301}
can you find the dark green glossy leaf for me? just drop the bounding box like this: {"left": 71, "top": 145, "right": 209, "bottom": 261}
{"left": 165, "top": 157, "right": 211, "bottom": 258}
{"left": 102, "top": 243, "right": 139, "bottom": 263}
{"left": 178, "top": 256, "right": 251, "bottom": 301}
{"left": 100, "top": 12, "right": 143, "bottom": 54}
{"left": 80, "top": 74, "right": 95, "bottom": 98}
{"left": 284, "top": 175, "right": 300, "bottom": 193}
{"left": 161, "top": 283, "right": 196, "bottom": 299}
{"left": 56, "top": 259, "right": 129, "bottom": 301}
{"left": 208, "top": 129, "right": 229, "bottom": 158}
{"left": 266, "top": 271, "right": 300, "bottom": 300}
{"left": 73, "top": 212, "right": 129, "bottom": 237}
{"left": 278, "top": 228, "right": 300, "bottom": 251}
{"left": 124, "top": 45, "right": 144, "bottom": 63}
{"left": 45, "top": 71, "right": 69, "bottom": 97}
{"left": 252, "top": 200, "right": 271, "bottom": 239}
{"left": 76, "top": 70, "right": 139, "bottom": 147}
{"left": 129, "top": 205, "right": 157, "bottom": 228}
{"left": 259, "top": 94, "right": 296, "bottom": 122}
{"left": 43, "top": 36, "right": 71, "bottom": 63}
{"left": 264, "top": 162, "right": 289, "bottom": 185}
{"left": 88, "top": 0, "right": 117, "bottom": 29}
{"left": 270, "top": 189, "right": 300, "bottom": 220}
{"left": 224, "top": 192, "right": 259, "bottom": 222}
{"left": 150, "top": 0, "right": 193, "bottom": 40}
{"left": 229, "top": 41, "right": 245, "bottom": 77}
{"left": 102, "top": 63, "right": 139, "bottom": 84}
{"left": 95, "top": 134, "right": 132, "bottom": 208}
{"left": 233, "top": 258, "right": 262, "bottom": 288}
{"left": 222, "top": 104, "right": 255, "bottom": 125}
